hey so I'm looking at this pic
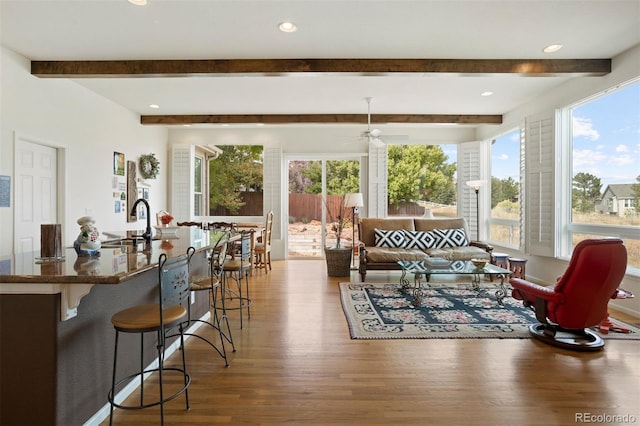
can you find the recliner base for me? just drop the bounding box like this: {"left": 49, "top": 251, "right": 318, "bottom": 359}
{"left": 529, "top": 323, "right": 605, "bottom": 352}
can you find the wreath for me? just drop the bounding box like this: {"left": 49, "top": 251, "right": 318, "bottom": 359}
{"left": 139, "top": 153, "right": 160, "bottom": 179}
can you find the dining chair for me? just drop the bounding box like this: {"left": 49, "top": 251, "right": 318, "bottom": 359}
{"left": 254, "top": 211, "right": 273, "bottom": 272}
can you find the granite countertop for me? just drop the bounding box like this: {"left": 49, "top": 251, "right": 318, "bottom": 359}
{"left": 0, "top": 227, "right": 218, "bottom": 285}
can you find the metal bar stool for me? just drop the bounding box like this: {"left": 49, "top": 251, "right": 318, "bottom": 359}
{"left": 220, "top": 230, "right": 253, "bottom": 329}
{"left": 180, "top": 232, "right": 236, "bottom": 366}
{"left": 108, "top": 248, "right": 194, "bottom": 426}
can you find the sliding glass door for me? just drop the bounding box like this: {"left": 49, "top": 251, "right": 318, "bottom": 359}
{"left": 287, "top": 158, "right": 360, "bottom": 258}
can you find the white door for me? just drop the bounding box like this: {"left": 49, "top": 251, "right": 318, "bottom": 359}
{"left": 14, "top": 138, "right": 58, "bottom": 254}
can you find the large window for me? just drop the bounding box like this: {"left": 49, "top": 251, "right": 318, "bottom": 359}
{"left": 208, "top": 145, "right": 264, "bottom": 216}
{"left": 489, "top": 129, "right": 522, "bottom": 248}
{"left": 386, "top": 144, "right": 457, "bottom": 217}
{"left": 560, "top": 79, "right": 639, "bottom": 270}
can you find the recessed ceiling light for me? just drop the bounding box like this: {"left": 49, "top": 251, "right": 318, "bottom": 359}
{"left": 149, "top": 104, "right": 159, "bottom": 109}
{"left": 481, "top": 91, "right": 493, "bottom": 97}
{"left": 278, "top": 21, "right": 297, "bottom": 33}
{"left": 543, "top": 44, "right": 563, "bottom": 53}
{"left": 128, "top": 0, "right": 148, "bottom": 5}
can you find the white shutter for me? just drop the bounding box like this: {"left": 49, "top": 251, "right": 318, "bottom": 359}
{"left": 170, "top": 144, "right": 193, "bottom": 222}
{"left": 458, "top": 142, "right": 481, "bottom": 239}
{"left": 525, "top": 113, "right": 555, "bottom": 256}
{"left": 518, "top": 125, "right": 527, "bottom": 252}
{"left": 262, "top": 147, "right": 282, "bottom": 239}
{"left": 367, "top": 144, "right": 387, "bottom": 218}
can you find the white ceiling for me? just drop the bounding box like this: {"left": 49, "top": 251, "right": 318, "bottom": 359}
{"left": 1, "top": 0, "right": 639, "bottom": 127}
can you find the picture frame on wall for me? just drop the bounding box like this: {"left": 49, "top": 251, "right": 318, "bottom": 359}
{"left": 113, "top": 152, "right": 125, "bottom": 176}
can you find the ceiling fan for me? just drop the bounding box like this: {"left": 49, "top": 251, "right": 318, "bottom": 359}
{"left": 360, "top": 97, "right": 407, "bottom": 147}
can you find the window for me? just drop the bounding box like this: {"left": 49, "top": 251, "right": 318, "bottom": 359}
{"left": 194, "top": 155, "right": 203, "bottom": 216}
{"left": 560, "top": 79, "right": 639, "bottom": 270}
{"left": 386, "top": 144, "right": 457, "bottom": 217}
{"left": 208, "top": 145, "right": 264, "bottom": 216}
{"left": 489, "top": 128, "right": 522, "bottom": 248}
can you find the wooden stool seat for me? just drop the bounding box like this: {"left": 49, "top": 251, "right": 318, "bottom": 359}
{"left": 111, "top": 304, "right": 186, "bottom": 331}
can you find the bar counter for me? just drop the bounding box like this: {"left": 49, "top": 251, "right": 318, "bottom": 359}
{"left": 0, "top": 227, "right": 217, "bottom": 426}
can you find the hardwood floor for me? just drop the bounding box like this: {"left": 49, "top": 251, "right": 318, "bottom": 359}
{"left": 104, "top": 260, "right": 640, "bottom": 425}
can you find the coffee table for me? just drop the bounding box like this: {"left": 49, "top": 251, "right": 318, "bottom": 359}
{"left": 397, "top": 260, "right": 512, "bottom": 306}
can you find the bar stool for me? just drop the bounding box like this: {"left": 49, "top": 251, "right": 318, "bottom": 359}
{"left": 508, "top": 257, "right": 528, "bottom": 279}
{"left": 220, "top": 231, "right": 253, "bottom": 329}
{"left": 180, "top": 233, "right": 235, "bottom": 367}
{"left": 108, "top": 248, "right": 194, "bottom": 426}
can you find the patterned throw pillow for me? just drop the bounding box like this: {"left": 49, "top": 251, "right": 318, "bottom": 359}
{"left": 374, "top": 229, "right": 407, "bottom": 248}
{"left": 432, "top": 228, "right": 469, "bottom": 248}
{"left": 404, "top": 230, "right": 438, "bottom": 249}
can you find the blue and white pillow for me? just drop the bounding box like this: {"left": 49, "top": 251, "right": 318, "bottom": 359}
{"left": 432, "top": 228, "right": 469, "bottom": 248}
{"left": 404, "top": 230, "right": 438, "bottom": 249}
{"left": 374, "top": 229, "right": 407, "bottom": 248}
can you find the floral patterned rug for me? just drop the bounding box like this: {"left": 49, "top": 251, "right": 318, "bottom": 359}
{"left": 339, "top": 282, "right": 640, "bottom": 340}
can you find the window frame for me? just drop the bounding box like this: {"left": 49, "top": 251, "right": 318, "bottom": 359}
{"left": 557, "top": 78, "right": 639, "bottom": 273}
{"left": 488, "top": 127, "right": 523, "bottom": 250}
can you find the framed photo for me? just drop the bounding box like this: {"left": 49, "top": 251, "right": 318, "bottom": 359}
{"left": 113, "top": 152, "right": 125, "bottom": 176}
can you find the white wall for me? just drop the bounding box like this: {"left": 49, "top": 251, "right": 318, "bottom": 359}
{"left": 0, "top": 47, "right": 168, "bottom": 256}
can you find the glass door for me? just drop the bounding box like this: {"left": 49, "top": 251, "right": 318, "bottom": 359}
{"left": 287, "top": 158, "right": 360, "bottom": 258}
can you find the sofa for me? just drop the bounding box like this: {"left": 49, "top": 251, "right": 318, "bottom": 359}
{"left": 357, "top": 217, "right": 493, "bottom": 281}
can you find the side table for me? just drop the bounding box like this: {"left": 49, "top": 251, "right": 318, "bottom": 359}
{"left": 508, "top": 257, "right": 527, "bottom": 279}
{"left": 490, "top": 252, "right": 510, "bottom": 282}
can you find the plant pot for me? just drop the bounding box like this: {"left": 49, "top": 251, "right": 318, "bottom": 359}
{"left": 324, "top": 247, "right": 352, "bottom": 277}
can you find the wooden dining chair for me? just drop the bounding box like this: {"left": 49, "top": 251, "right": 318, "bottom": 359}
{"left": 254, "top": 211, "right": 273, "bottom": 272}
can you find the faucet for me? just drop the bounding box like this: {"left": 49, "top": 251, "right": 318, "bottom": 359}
{"left": 130, "top": 198, "right": 152, "bottom": 244}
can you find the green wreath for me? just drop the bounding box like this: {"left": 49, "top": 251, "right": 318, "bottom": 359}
{"left": 139, "top": 153, "right": 160, "bottom": 179}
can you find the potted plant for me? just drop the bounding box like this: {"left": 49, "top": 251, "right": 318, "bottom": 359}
{"left": 324, "top": 195, "right": 352, "bottom": 277}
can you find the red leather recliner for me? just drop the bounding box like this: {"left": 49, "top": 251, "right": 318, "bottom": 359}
{"left": 510, "top": 238, "right": 627, "bottom": 351}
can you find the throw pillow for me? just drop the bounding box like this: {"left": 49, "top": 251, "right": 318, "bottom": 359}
{"left": 432, "top": 228, "right": 469, "bottom": 248}
{"left": 404, "top": 230, "right": 438, "bottom": 249}
{"left": 374, "top": 229, "right": 406, "bottom": 248}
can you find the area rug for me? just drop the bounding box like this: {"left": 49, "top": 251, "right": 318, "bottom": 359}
{"left": 339, "top": 282, "right": 640, "bottom": 340}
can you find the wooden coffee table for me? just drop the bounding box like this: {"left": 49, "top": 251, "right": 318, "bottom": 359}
{"left": 397, "top": 260, "right": 512, "bottom": 306}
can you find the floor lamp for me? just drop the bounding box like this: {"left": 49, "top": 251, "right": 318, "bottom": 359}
{"left": 344, "top": 192, "right": 364, "bottom": 269}
{"left": 465, "top": 180, "right": 485, "bottom": 241}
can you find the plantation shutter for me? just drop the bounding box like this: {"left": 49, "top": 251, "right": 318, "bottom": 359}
{"left": 524, "top": 113, "right": 555, "bottom": 257}
{"left": 262, "top": 147, "right": 282, "bottom": 240}
{"left": 458, "top": 142, "right": 481, "bottom": 240}
{"left": 368, "top": 144, "right": 388, "bottom": 218}
{"left": 518, "top": 124, "right": 527, "bottom": 252}
{"left": 170, "top": 144, "right": 194, "bottom": 223}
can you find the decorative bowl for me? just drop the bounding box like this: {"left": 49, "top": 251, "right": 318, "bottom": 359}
{"left": 471, "top": 258, "right": 487, "bottom": 269}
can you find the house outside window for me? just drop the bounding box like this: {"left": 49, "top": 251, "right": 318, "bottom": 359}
{"left": 559, "top": 79, "right": 640, "bottom": 270}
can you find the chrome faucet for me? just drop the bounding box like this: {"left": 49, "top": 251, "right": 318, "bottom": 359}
{"left": 130, "top": 198, "right": 152, "bottom": 243}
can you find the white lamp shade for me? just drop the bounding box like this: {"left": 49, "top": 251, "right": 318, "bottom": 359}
{"left": 344, "top": 192, "right": 364, "bottom": 208}
{"left": 465, "top": 180, "right": 486, "bottom": 190}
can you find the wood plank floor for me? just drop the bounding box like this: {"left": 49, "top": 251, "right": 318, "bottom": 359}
{"left": 104, "top": 260, "right": 640, "bottom": 425}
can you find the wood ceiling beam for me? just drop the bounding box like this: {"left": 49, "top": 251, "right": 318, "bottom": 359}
{"left": 140, "top": 114, "right": 503, "bottom": 126}
{"left": 32, "top": 58, "right": 611, "bottom": 77}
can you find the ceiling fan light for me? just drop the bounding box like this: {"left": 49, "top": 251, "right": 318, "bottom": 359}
{"left": 128, "top": 0, "right": 148, "bottom": 5}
